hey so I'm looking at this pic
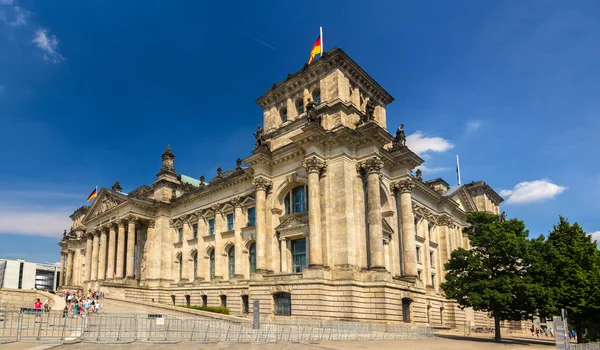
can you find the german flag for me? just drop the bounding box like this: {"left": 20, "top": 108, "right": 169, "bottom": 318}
{"left": 86, "top": 187, "right": 98, "bottom": 202}
{"left": 308, "top": 35, "right": 322, "bottom": 64}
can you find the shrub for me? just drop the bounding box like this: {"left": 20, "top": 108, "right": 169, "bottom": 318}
{"left": 177, "top": 304, "right": 229, "bottom": 315}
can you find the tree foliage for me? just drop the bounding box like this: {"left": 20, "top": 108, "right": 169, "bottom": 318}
{"left": 441, "top": 212, "right": 551, "bottom": 342}
{"left": 544, "top": 216, "right": 600, "bottom": 343}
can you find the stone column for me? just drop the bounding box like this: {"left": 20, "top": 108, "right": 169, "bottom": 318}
{"left": 91, "top": 231, "right": 100, "bottom": 281}
{"left": 212, "top": 205, "right": 223, "bottom": 280}
{"left": 66, "top": 250, "right": 74, "bottom": 285}
{"left": 280, "top": 238, "right": 288, "bottom": 273}
{"left": 126, "top": 216, "right": 137, "bottom": 279}
{"left": 84, "top": 236, "right": 92, "bottom": 282}
{"left": 116, "top": 220, "right": 126, "bottom": 279}
{"left": 233, "top": 198, "right": 244, "bottom": 278}
{"left": 394, "top": 178, "right": 418, "bottom": 280}
{"left": 106, "top": 224, "right": 117, "bottom": 279}
{"left": 252, "top": 176, "right": 271, "bottom": 273}
{"left": 146, "top": 220, "right": 156, "bottom": 280}
{"left": 303, "top": 156, "right": 326, "bottom": 268}
{"left": 364, "top": 157, "right": 385, "bottom": 270}
{"left": 196, "top": 215, "right": 205, "bottom": 281}
{"left": 97, "top": 228, "right": 108, "bottom": 280}
{"left": 59, "top": 253, "right": 66, "bottom": 287}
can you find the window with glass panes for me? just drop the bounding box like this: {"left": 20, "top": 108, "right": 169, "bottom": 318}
{"left": 296, "top": 99, "right": 304, "bottom": 115}
{"left": 178, "top": 228, "right": 183, "bottom": 242}
{"left": 284, "top": 186, "right": 307, "bottom": 214}
{"left": 247, "top": 207, "right": 256, "bottom": 226}
{"left": 292, "top": 239, "right": 307, "bottom": 273}
{"left": 193, "top": 252, "right": 198, "bottom": 280}
{"left": 414, "top": 217, "right": 419, "bottom": 235}
{"left": 209, "top": 219, "right": 215, "bottom": 235}
{"left": 227, "top": 213, "right": 234, "bottom": 231}
{"left": 192, "top": 223, "right": 198, "bottom": 238}
{"left": 178, "top": 255, "right": 182, "bottom": 280}
{"left": 312, "top": 89, "right": 321, "bottom": 105}
{"left": 228, "top": 246, "right": 235, "bottom": 279}
{"left": 209, "top": 250, "right": 215, "bottom": 280}
{"left": 430, "top": 251, "right": 434, "bottom": 267}
{"left": 249, "top": 243, "right": 256, "bottom": 273}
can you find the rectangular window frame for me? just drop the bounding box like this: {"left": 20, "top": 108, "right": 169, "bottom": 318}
{"left": 192, "top": 223, "right": 198, "bottom": 239}
{"left": 291, "top": 239, "right": 307, "bottom": 273}
{"left": 178, "top": 228, "right": 183, "bottom": 242}
{"left": 247, "top": 207, "right": 256, "bottom": 227}
{"left": 227, "top": 213, "right": 234, "bottom": 231}
{"left": 208, "top": 219, "right": 215, "bottom": 235}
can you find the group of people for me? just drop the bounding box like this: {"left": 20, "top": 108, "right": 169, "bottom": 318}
{"left": 60, "top": 289, "right": 105, "bottom": 318}
{"left": 530, "top": 326, "right": 554, "bottom": 338}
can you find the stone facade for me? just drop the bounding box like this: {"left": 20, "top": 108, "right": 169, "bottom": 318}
{"left": 58, "top": 48, "right": 503, "bottom": 327}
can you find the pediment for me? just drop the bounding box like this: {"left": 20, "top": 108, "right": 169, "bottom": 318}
{"left": 83, "top": 189, "right": 128, "bottom": 223}
{"left": 276, "top": 214, "right": 308, "bottom": 233}
{"left": 382, "top": 218, "right": 394, "bottom": 235}
{"left": 450, "top": 187, "right": 477, "bottom": 213}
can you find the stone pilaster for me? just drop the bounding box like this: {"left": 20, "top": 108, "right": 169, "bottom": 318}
{"left": 145, "top": 220, "right": 156, "bottom": 280}
{"left": 360, "top": 156, "right": 385, "bottom": 271}
{"left": 126, "top": 216, "right": 137, "bottom": 278}
{"left": 106, "top": 224, "right": 116, "bottom": 279}
{"left": 212, "top": 204, "right": 223, "bottom": 280}
{"left": 195, "top": 214, "right": 205, "bottom": 281}
{"left": 98, "top": 227, "right": 108, "bottom": 280}
{"left": 252, "top": 176, "right": 271, "bottom": 273}
{"left": 232, "top": 197, "right": 244, "bottom": 278}
{"left": 84, "top": 236, "right": 93, "bottom": 282}
{"left": 392, "top": 178, "right": 418, "bottom": 280}
{"left": 66, "top": 250, "right": 74, "bottom": 285}
{"left": 116, "top": 219, "right": 126, "bottom": 279}
{"left": 91, "top": 231, "right": 100, "bottom": 281}
{"left": 59, "top": 252, "right": 66, "bottom": 287}
{"left": 303, "top": 156, "right": 326, "bottom": 267}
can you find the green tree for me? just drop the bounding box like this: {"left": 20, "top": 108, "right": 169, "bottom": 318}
{"left": 441, "top": 212, "right": 550, "bottom": 342}
{"left": 545, "top": 216, "right": 600, "bottom": 343}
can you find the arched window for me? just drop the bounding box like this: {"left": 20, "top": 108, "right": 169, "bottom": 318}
{"left": 192, "top": 251, "right": 198, "bottom": 280}
{"left": 209, "top": 250, "right": 215, "bottom": 280}
{"left": 178, "top": 254, "right": 183, "bottom": 281}
{"left": 402, "top": 298, "right": 412, "bottom": 323}
{"left": 248, "top": 243, "right": 256, "bottom": 273}
{"left": 296, "top": 98, "right": 304, "bottom": 115}
{"left": 228, "top": 246, "right": 235, "bottom": 280}
{"left": 280, "top": 107, "right": 288, "bottom": 123}
{"left": 312, "top": 89, "right": 321, "bottom": 105}
{"left": 284, "top": 185, "right": 307, "bottom": 214}
{"left": 274, "top": 292, "right": 291, "bottom": 316}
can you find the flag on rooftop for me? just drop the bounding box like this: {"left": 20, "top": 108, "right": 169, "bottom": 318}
{"left": 86, "top": 187, "right": 98, "bottom": 202}
{"left": 308, "top": 27, "right": 323, "bottom": 64}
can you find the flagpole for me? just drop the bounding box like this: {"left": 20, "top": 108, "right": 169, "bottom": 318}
{"left": 320, "top": 26, "right": 324, "bottom": 54}
{"left": 456, "top": 155, "right": 462, "bottom": 185}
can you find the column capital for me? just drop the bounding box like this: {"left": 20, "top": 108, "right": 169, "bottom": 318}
{"left": 148, "top": 219, "right": 156, "bottom": 229}
{"left": 211, "top": 203, "right": 222, "bottom": 214}
{"left": 231, "top": 196, "right": 244, "bottom": 208}
{"left": 302, "top": 156, "right": 326, "bottom": 174}
{"left": 357, "top": 156, "right": 384, "bottom": 176}
{"left": 252, "top": 176, "right": 272, "bottom": 191}
{"left": 93, "top": 229, "right": 102, "bottom": 237}
{"left": 437, "top": 214, "right": 454, "bottom": 227}
{"left": 117, "top": 218, "right": 127, "bottom": 228}
{"left": 391, "top": 178, "right": 415, "bottom": 194}
{"left": 126, "top": 214, "right": 139, "bottom": 224}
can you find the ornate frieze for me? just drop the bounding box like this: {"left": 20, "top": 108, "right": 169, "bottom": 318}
{"left": 148, "top": 220, "right": 156, "bottom": 229}
{"left": 437, "top": 214, "right": 454, "bottom": 227}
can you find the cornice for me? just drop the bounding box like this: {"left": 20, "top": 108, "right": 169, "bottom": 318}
{"left": 170, "top": 170, "right": 254, "bottom": 209}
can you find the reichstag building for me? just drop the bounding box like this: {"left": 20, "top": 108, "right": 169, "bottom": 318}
{"left": 58, "top": 48, "right": 503, "bottom": 327}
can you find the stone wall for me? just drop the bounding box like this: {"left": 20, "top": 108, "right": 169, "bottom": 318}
{"left": 0, "top": 288, "right": 66, "bottom": 311}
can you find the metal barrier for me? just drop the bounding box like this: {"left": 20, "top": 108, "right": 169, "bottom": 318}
{"left": 0, "top": 309, "right": 434, "bottom": 344}
{"left": 572, "top": 343, "right": 600, "bottom": 350}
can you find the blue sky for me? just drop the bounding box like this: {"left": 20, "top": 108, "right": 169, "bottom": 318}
{"left": 1, "top": 0, "right": 599, "bottom": 263}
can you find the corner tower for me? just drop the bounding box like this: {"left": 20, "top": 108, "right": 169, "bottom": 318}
{"left": 255, "top": 48, "right": 394, "bottom": 151}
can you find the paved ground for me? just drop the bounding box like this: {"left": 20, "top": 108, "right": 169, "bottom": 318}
{"left": 96, "top": 298, "right": 199, "bottom": 316}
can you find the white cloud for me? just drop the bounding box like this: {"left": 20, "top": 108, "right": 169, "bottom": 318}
{"left": 418, "top": 164, "right": 450, "bottom": 175}
{"left": 0, "top": 206, "right": 71, "bottom": 237}
{"left": 32, "top": 29, "right": 63, "bottom": 63}
{"left": 467, "top": 120, "right": 482, "bottom": 132}
{"left": 0, "top": 0, "right": 14, "bottom": 5}
{"left": 0, "top": 1, "right": 27, "bottom": 27}
{"left": 590, "top": 231, "right": 600, "bottom": 242}
{"left": 405, "top": 131, "right": 454, "bottom": 156}
{"left": 500, "top": 179, "right": 567, "bottom": 204}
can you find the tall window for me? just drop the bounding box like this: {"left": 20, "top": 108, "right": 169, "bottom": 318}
{"left": 431, "top": 274, "right": 436, "bottom": 288}
{"left": 274, "top": 292, "right": 291, "bottom": 316}
{"left": 209, "top": 250, "right": 215, "bottom": 280}
{"left": 192, "top": 223, "right": 198, "bottom": 239}
{"left": 402, "top": 298, "right": 412, "bottom": 323}
{"left": 280, "top": 107, "right": 288, "bottom": 123}
{"left": 178, "top": 254, "right": 182, "bottom": 281}
{"left": 249, "top": 243, "right": 256, "bottom": 273}
{"left": 209, "top": 219, "right": 215, "bottom": 235}
{"left": 193, "top": 252, "right": 198, "bottom": 280}
{"left": 292, "top": 239, "right": 307, "bottom": 273}
{"left": 242, "top": 295, "right": 249, "bottom": 314}
{"left": 247, "top": 207, "right": 256, "bottom": 227}
{"left": 428, "top": 224, "right": 433, "bottom": 240}
{"left": 414, "top": 217, "right": 419, "bottom": 235}
{"left": 227, "top": 213, "right": 234, "bottom": 231}
{"left": 284, "top": 185, "right": 307, "bottom": 214}
{"left": 416, "top": 246, "right": 421, "bottom": 263}
{"left": 178, "top": 228, "right": 183, "bottom": 242}
{"left": 312, "top": 89, "right": 321, "bottom": 105}
{"left": 430, "top": 251, "right": 435, "bottom": 268}
{"left": 296, "top": 98, "right": 304, "bottom": 115}
{"left": 228, "top": 246, "right": 235, "bottom": 280}
{"left": 220, "top": 295, "right": 227, "bottom": 307}
{"left": 201, "top": 295, "right": 207, "bottom": 307}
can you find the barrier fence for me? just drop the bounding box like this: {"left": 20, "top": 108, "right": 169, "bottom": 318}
{"left": 0, "top": 309, "right": 434, "bottom": 344}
